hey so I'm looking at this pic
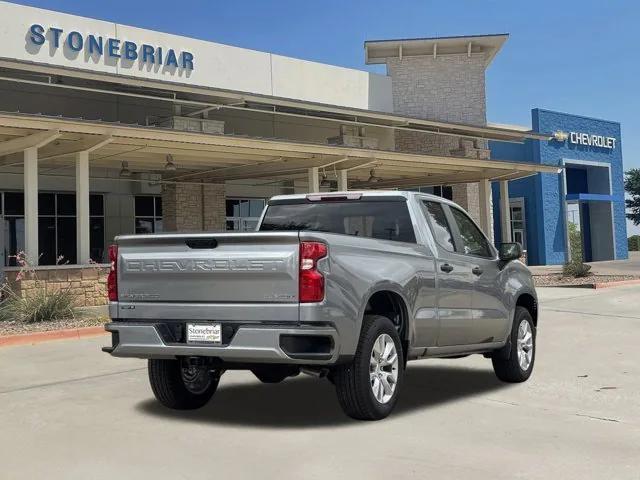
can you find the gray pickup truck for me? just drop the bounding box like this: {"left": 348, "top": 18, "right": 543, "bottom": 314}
{"left": 104, "top": 191, "right": 537, "bottom": 420}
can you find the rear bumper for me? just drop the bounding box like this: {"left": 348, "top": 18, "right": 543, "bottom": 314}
{"left": 103, "top": 322, "right": 340, "bottom": 365}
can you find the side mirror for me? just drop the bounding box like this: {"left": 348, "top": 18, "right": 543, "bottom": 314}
{"left": 499, "top": 242, "right": 523, "bottom": 262}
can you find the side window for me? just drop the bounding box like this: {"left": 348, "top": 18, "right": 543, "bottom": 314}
{"left": 450, "top": 208, "right": 492, "bottom": 258}
{"left": 422, "top": 201, "right": 455, "bottom": 252}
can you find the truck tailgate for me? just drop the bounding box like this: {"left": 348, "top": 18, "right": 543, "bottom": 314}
{"left": 116, "top": 232, "right": 300, "bottom": 304}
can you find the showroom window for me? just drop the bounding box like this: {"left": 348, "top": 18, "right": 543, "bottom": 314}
{"left": 135, "top": 196, "right": 163, "bottom": 234}
{"left": 1, "top": 192, "right": 104, "bottom": 266}
{"left": 226, "top": 198, "right": 266, "bottom": 232}
{"left": 1, "top": 192, "right": 25, "bottom": 267}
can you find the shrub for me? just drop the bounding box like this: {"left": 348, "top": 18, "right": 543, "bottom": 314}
{"left": 0, "top": 251, "right": 80, "bottom": 323}
{"left": 567, "top": 222, "right": 583, "bottom": 263}
{"left": 629, "top": 235, "right": 640, "bottom": 252}
{"left": 562, "top": 261, "right": 592, "bottom": 278}
{"left": 0, "top": 284, "right": 79, "bottom": 323}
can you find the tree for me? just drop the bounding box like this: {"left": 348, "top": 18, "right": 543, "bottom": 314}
{"left": 625, "top": 169, "right": 640, "bottom": 225}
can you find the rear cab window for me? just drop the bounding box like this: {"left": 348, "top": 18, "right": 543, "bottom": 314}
{"left": 259, "top": 197, "right": 416, "bottom": 243}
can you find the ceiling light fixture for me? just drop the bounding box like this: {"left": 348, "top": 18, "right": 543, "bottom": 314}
{"left": 164, "top": 154, "right": 177, "bottom": 171}
{"left": 320, "top": 173, "right": 332, "bottom": 187}
{"left": 367, "top": 169, "right": 381, "bottom": 183}
{"left": 119, "top": 161, "right": 132, "bottom": 178}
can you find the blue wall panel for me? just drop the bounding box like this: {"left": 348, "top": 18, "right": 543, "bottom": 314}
{"left": 533, "top": 109, "right": 627, "bottom": 262}
{"left": 489, "top": 108, "right": 627, "bottom": 265}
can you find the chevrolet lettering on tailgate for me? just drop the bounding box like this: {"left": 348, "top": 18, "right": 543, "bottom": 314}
{"left": 124, "top": 258, "right": 286, "bottom": 273}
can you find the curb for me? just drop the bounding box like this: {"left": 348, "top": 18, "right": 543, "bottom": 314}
{"left": 540, "top": 279, "right": 640, "bottom": 289}
{"left": 592, "top": 279, "right": 640, "bottom": 289}
{"left": 0, "top": 325, "right": 107, "bottom": 348}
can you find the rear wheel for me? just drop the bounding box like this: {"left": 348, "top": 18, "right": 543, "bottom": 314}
{"left": 333, "top": 315, "right": 403, "bottom": 420}
{"left": 148, "top": 359, "right": 220, "bottom": 410}
{"left": 492, "top": 306, "right": 536, "bottom": 383}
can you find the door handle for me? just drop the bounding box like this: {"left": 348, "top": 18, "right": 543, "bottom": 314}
{"left": 440, "top": 263, "right": 454, "bottom": 273}
{"left": 472, "top": 266, "right": 483, "bottom": 276}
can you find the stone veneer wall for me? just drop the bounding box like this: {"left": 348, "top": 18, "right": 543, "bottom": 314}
{"left": 162, "top": 182, "right": 226, "bottom": 232}
{"left": 386, "top": 53, "right": 491, "bottom": 223}
{"left": 4, "top": 266, "right": 110, "bottom": 307}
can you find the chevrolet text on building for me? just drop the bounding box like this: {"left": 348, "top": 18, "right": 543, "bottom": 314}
{"left": 569, "top": 131, "right": 616, "bottom": 149}
{"left": 553, "top": 130, "right": 617, "bottom": 149}
{"left": 28, "top": 24, "right": 195, "bottom": 70}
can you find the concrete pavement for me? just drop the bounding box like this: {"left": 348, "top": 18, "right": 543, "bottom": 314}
{"left": 1, "top": 286, "right": 639, "bottom": 479}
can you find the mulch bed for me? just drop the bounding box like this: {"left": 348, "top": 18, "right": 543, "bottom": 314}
{"left": 0, "top": 316, "right": 108, "bottom": 337}
{"left": 533, "top": 274, "right": 640, "bottom": 288}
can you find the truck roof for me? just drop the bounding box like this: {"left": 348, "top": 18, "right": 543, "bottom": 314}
{"left": 268, "top": 190, "right": 459, "bottom": 207}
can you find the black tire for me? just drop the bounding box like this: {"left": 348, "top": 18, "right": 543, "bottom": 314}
{"left": 148, "top": 359, "right": 219, "bottom": 410}
{"left": 333, "top": 315, "right": 404, "bottom": 420}
{"left": 251, "top": 366, "right": 299, "bottom": 384}
{"left": 492, "top": 306, "right": 536, "bottom": 383}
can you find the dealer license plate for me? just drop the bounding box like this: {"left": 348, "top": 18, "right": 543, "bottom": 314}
{"left": 186, "top": 323, "right": 222, "bottom": 344}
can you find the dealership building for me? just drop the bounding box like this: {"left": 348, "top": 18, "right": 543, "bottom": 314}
{"left": 0, "top": 1, "right": 628, "bottom": 305}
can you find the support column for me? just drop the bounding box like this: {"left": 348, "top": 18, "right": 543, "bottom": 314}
{"left": 76, "top": 151, "right": 90, "bottom": 264}
{"left": 308, "top": 167, "right": 320, "bottom": 193}
{"left": 478, "top": 179, "right": 492, "bottom": 241}
{"left": 499, "top": 180, "right": 512, "bottom": 243}
{"left": 23, "top": 147, "right": 39, "bottom": 265}
{"left": 337, "top": 170, "right": 348, "bottom": 191}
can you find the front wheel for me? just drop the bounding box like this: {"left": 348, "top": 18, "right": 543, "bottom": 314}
{"left": 148, "top": 359, "right": 220, "bottom": 410}
{"left": 492, "top": 306, "right": 536, "bottom": 383}
{"left": 333, "top": 315, "right": 403, "bottom": 420}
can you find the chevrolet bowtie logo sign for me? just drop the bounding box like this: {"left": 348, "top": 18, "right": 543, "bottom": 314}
{"left": 552, "top": 130, "right": 569, "bottom": 142}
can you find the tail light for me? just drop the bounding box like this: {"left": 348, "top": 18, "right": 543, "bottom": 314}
{"left": 299, "top": 242, "right": 327, "bottom": 303}
{"left": 107, "top": 244, "right": 118, "bottom": 302}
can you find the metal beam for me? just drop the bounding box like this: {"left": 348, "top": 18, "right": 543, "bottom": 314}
{"left": 202, "top": 157, "right": 364, "bottom": 182}
{"left": 0, "top": 129, "right": 60, "bottom": 156}
{"left": 185, "top": 105, "right": 221, "bottom": 117}
{"left": 39, "top": 135, "right": 113, "bottom": 160}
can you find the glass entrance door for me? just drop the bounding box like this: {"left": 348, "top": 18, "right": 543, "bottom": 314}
{"left": 509, "top": 198, "right": 526, "bottom": 251}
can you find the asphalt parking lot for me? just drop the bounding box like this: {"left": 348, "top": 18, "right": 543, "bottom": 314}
{"left": 1, "top": 286, "right": 639, "bottom": 479}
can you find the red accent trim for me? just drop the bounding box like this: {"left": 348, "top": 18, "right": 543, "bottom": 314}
{"left": 107, "top": 244, "right": 118, "bottom": 302}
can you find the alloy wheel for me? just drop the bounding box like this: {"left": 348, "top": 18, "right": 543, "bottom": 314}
{"left": 369, "top": 333, "right": 399, "bottom": 404}
{"left": 516, "top": 319, "right": 534, "bottom": 371}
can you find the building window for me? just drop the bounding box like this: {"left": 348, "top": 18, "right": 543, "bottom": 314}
{"left": 226, "top": 198, "right": 266, "bottom": 232}
{"left": 509, "top": 199, "right": 526, "bottom": 251}
{"left": 412, "top": 185, "right": 453, "bottom": 200}
{"left": 432, "top": 185, "right": 453, "bottom": 201}
{"left": 135, "top": 196, "right": 163, "bottom": 234}
{"left": 1, "top": 192, "right": 104, "bottom": 266}
{"left": 2, "top": 192, "right": 25, "bottom": 267}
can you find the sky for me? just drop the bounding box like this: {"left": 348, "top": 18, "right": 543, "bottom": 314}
{"left": 12, "top": 0, "right": 640, "bottom": 234}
